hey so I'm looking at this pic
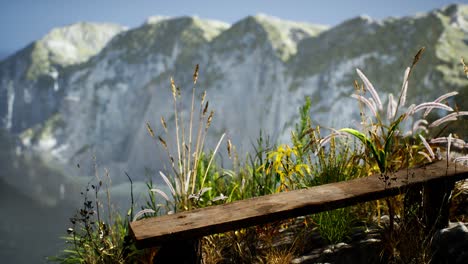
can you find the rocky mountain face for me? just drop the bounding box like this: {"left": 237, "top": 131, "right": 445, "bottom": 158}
{"left": 1, "top": 4, "right": 467, "bottom": 205}
{"left": 0, "top": 22, "right": 125, "bottom": 133}
{"left": 0, "top": 22, "right": 126, "bottom": 206}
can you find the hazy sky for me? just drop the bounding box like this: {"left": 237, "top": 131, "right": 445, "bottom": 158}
{"left": 0, "top": 0, "right": 465, "bottom": 55}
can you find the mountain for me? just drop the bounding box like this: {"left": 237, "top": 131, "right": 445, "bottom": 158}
{"left": 1, "top": 5, "right": 468, "bottom": 263}
{"left": 289, "top": 5, "right": 468, "bottom": 128}
{"left": 1, "top": 5, "right": 467, "bottom": 197}
{"left": 0, "top": 22, "right": 125, "bottom": 134}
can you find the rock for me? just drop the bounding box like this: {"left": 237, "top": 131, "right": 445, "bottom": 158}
{"left": 292, "top": 228, "right": 383, "bottom": 264}
{"left": 431, "top": 222, "right": 468, "bottom": 264}
{"left": 292, "top": 221, "right": 468, "bottom": 264}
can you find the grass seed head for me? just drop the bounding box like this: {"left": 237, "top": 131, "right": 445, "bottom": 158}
{"left": 201, "top": 90, "right": 206, "bottom": 103}
{"left": 462, "top": 57, "right": 468, "bottom": 77}
{"left": 227, "top": 139, "right": 233, "bottom": 158}
{"left": 203, "top": 101, "right": 209, "bottom": 116}
{"left": 356, "top": 68, "right": 383, "bottom": 111}
{"left": 161, "top": 116, "right": 167, "bottom": 131}
{"left": 170, "top": 77, "right": 176, "bottom": 98}
{"left": 206, "top": 111, "right": 214, "bottom": 128}
{"left": 193, "top": 64, "right": 199, "bottom": 84}
{"left": 158, "top": 136, "right": 168, "bottom": 149}
{"left": 411, "top": 47, "right": 425, "bottom": 68}
{"left": 146, "top": 122, "right": 155, "bottom": 138}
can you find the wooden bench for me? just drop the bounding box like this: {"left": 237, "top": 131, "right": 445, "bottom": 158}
{"left": 129, "top": 160, "right": 468, "bottom": 262}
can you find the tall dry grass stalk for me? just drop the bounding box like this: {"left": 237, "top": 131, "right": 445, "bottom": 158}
{"left": 143, "top": 65, "right": 225, "bottom": 213}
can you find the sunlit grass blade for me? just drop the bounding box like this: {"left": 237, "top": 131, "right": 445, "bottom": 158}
{"left": 132, "top": 209, "right": 156, "bottom": 222}
{"left": 431, "top": 137, "right": 467, "bottom": 149}
{"left": 351, "top": 94, "right": 378, "bottom": 117}
{"left": 383, "top": 114, "right": 404, "bottom": 156}
{"left": 356, "top": 68, "right": 383, "bottom": 111}
{"left": 429, "top": 111, "right": 468, "bottom": 127}
{"left": 398, "top": 67, "right": 410, "bottom": 107}
{"left": 339, "top": 128, "right": 385, "bottom": 171}
{"left": 423, "top": 92, "right": 458, "bottom": 118}
{"left": 418, "top": 151, "right": 433, "bottom": 162}
{"left": 151, "top": 188, "right": 171, "bottom": 202}
{"left": 418, "top": 134, "right": 435, "bottom": 160}
{"left": 201, "top": 133, "right": 226, "bottom": 189}
{"left": 447, "top": 133, "right": 452, "bottom": 161}
{"left": 412, "top": 119, "right": 428, "bottom": 134}
{"left": 410, "top": 102, "right": 453, "bottom": 115}
{"left": 387, "top": 93, "right": 397, "bottom": 120}
{"left": 159, "top": 171, "right": 176, "bottom": 196}
{"left": 454, "top": 156, "right": 468, "bottom": 163}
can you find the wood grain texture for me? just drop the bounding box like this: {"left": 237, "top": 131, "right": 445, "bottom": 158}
{"left": 130, "top": 161, "right": 468, "bottom": 248}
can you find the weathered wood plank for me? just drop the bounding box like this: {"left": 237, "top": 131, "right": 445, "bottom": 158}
{"left": 130, "top": 161, "right": 468, "bottom": 248}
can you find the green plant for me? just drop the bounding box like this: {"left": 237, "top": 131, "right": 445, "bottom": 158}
{"left": 335, "top": 48, "right": 459, "bottom": 174}
{"left": 308, "top": 133, "right": 362, "bottom": 244}
{"left": 264, "top": 97, "right": 315, "bottom": 191}
{"left": 50, "top": 172, "right": 148, "bottom": 263}
{"left": 321, "top": 48, "right": 467, "bottom": 262}
{"left": 291, "top": 96, "right": 313, "bottom": 163}
{"left": 216, "top": 132, "right": 283, "bottom": 202}
{"left": 263, "top": 98, "right": 364, "bottom": 245}
{"left": 309, "top": 134, "right": 363, "bottom": 243}
{"left": 315, "top": 208, "right": 354, "bottom": 245}
{"left": 267, "top": 143, "right": 310, "bottom": 191}
{"left": 139, "top": 65, "right": 227, "bottom": 215}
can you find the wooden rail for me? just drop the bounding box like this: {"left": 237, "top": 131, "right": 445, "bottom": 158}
{"left": 129, "top": 161, "right": 468, "bottom": 261}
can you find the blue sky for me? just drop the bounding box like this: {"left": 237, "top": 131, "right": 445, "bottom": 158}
{"left": 0, "top": 0, "right": 465, "bottom": 55}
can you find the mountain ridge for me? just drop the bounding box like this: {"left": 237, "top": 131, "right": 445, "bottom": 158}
{"left": 1, "top": 6, "right": 467, "bottom": 263}
{"left": 0, "top": 3, "right": 467, "bottom": 201}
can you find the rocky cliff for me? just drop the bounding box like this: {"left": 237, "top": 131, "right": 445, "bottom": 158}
{"left": 0, "top": 4, "right": 467, "bottom": 203}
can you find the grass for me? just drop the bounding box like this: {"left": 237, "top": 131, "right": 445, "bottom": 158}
{"left": 54, "top": 53, "right": 468, "bottom": 263}
{"left": 142, "top": 64, "right": 229, "bottom": 214}
{"left": 50, "top": 169, "right": 152, "bottom": 263}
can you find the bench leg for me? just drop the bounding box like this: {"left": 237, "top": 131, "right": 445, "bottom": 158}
{"left": 153, "top": 239, "right": 202, "bottom": 264}
{"left": 423, "top": 179, "right": 454, "bottom": 233}
{"left": 404, "top": 184, "right": 423, "bottom": 215}
{"left": 404, "top": 185, "right": 423, "bottom": 227}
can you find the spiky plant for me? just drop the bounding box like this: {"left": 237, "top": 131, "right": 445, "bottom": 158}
{"left": 318, "top": 48, "right": 468, "bottom": 262}
{"left": 136, "top": 65, "right": 227, "bottom": 217}
{"left": 332, "top": 49, "right": 457, "bottom": 174}
{"left": 224, "top": 132, "right": 283, "bottom": 200}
